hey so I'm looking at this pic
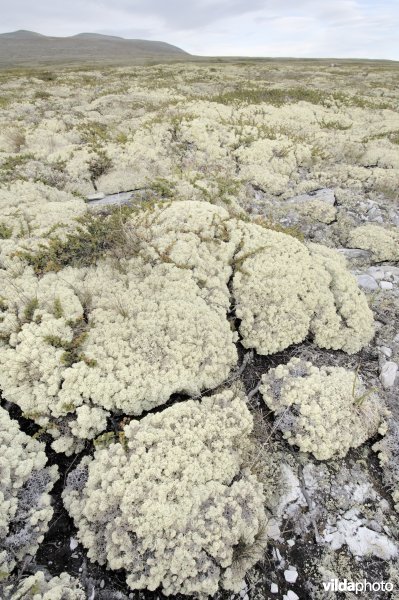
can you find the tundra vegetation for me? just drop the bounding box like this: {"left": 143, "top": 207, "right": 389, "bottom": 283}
{"left": 0, "top": 58, "right": 398, "bottom": 599}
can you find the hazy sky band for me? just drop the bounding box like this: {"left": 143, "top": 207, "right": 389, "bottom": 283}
{"left": 1, "top": 0, "right": 398, "bottom": 59}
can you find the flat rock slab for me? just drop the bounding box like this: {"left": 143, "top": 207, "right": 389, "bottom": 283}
{"left": 285, "top": 188, "right": 336, "bottom": 206}
{"left": 86, "top": 190, "right": 135, "bottom": 206}
{"left": 86, "top": 192, "right": 105, "bottom": 201}
{"left": 337, "top": 248, "right": 371, "bottom": 260}
{"left": 356, "top": 273, "right": 379, "bottom": 291}
{"left": 86, "top": 189, "right": 150, "bottom": 208}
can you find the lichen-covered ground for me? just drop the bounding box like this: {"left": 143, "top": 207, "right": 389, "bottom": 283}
{"left": 0, "top": 59, "right": 398, "bottom": 600}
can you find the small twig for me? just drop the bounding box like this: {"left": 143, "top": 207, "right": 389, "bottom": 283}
{"left": 236, "top": 349, "right": 254, "bottom": 377}
{"left": 247, "top": 380, "right": 261, "bottom": 400}
{"left": 351, "top": 362, "right": 361, "bottom": 399}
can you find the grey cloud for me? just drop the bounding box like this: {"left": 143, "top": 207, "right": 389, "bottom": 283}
{"left": 1, "top": 0, "right": 369, "bottom": 34}
{"left": 0, "top": 0, "right": 267, "bottom": 33}
{"left": 96, "top": 0, "right": 267, "bottom": 30}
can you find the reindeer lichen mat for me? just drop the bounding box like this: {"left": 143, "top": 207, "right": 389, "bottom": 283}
{"left": 1, "top": 59, "right": 398, "bottom": 599}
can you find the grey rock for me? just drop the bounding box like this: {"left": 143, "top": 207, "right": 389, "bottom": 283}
{"left": 86, "top": 192, "right": 105, "bottom": 201}
{"left": 380, "top": 281, "right": 393, "bottom": 290}
{"left": 379, "top": 346, "right": 393, "bottom": 358}
{"left": 380, "top": 361, "right": 398, "bottom": 388}
{"left": 87, "top": 190, "right": 134, "bottom": 206}
{"left": 286, "top": 187, "right": 335, "bottom": 206}
{"left": 367, "top": 206, "right": 383, "bottom": 221}
{"left": 367, "top": 268, "right": 385, "bottom": 280}
{"left": 357, "top": 274, "right": 379, "bottom": 290}
{"left": 337, "top": 248, "right": 371, "bottom": 260}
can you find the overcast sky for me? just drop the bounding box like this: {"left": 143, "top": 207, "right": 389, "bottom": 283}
{"left": 1, "top": 0, "right": 398, "bottom": 60}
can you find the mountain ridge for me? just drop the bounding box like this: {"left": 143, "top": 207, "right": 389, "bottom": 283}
{"left": 0, "top": 30, "right": 189, "bottom": 68}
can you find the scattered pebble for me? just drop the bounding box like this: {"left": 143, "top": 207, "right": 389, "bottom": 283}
{"left": 380, "top": 361, "right": 398, "bottom": 388}
{"left": 380, "top": 280, "right": 393, "bottom": 290}
{"left": 287, "top": 539, "right": 295, "bottom": 547}
{"left": 271, "top": 582, "right": 278, "bottom": 593}
{"left": 368, "top": 269, "right": 385, "bottom": 280}
{"left": 357, "top": 274, "right": 378, "bottom": 290}
{"left": 70, "top": 537, "right": 78, "bottom": 551}
{"left": 284, "top": 591, "right": 299, "bottom": 600}
{"left": 284, "top": 569, "right": 298, "bottom": 583}
{"left": 379, "top": 346, "right": 393, "bottom": 358}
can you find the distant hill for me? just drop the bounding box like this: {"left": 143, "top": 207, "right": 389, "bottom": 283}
{"left": 0, "top": 29, "right": 46, "bottom": 39}
{"left": 0, "top": 30, "right": 189, "bottom": 68}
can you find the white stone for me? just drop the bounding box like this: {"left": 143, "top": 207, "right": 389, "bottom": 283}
{"left": 284, "top": 569, "right": 298, "bottom": 583}
{"left": 239, "top": 581, "right": 248, "bottom": 597}
{"left": 380, "top": 361, "right": 398, "bottom": 388}
{"left": 367, "top": 269, "right": 385, "bottom": 280}
{"left": 267, "top": 518, "right": 280, "bottom": 539}
{"left": 356, "top": 274, "right": 378, "bottom": 290}
{"left": 271, "top": 583, "right": 278, "bottom": 593}
{"left": 284, "top": 592, "right": 299, "bottom": 600}
{"left": 287, "top": 539, "right": 295, "bottom": 547}
{"left": 70, "top": 537, "right": 78, "bottom": 551}
{"left": 324, "top": 509, "right": 398, "bottom": 560}
{"left": 379, "top": 346, "right": 392, "bottom": 358}
{"left": 380, "top": 281, "right": 393, "bottom": 290}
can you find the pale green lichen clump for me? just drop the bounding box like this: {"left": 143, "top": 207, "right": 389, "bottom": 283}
{"left": 0, "top": 207, "right": 238, "bottom": 453}
{"left": 307, "top": 243, "right": 375, "bottom": 353}
{"left": 0, "top": 181, "right": 86, "bottom": 240}
{"left": 3, "top": 572, "right": 86, "bottom": 600}
{"left": 0, "top": 201, "right": 375, "bottom": 452}
{"left": 232, "top": 221, "right": 374, "bottom": 355}
{"left": 348, "top": 224, "right": 399, "bottom": 262}
{"left": 260, "top": 358, "right": 383, "bottom": 460}
{"left": 63, "top": 391, "right": 266, "bottom": 597}
{"left": 0, "top": 407, "right": 58, "bottom": 576}
{"left": 0, "top": 59, "right": 397, "bottom": 598}
{"left": 0, "top": 262, "right": 237, "bottom": 454}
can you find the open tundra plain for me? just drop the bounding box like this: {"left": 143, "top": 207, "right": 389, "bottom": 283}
{"left": 0, "top": 59, "right": 399, "bottom": 599}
